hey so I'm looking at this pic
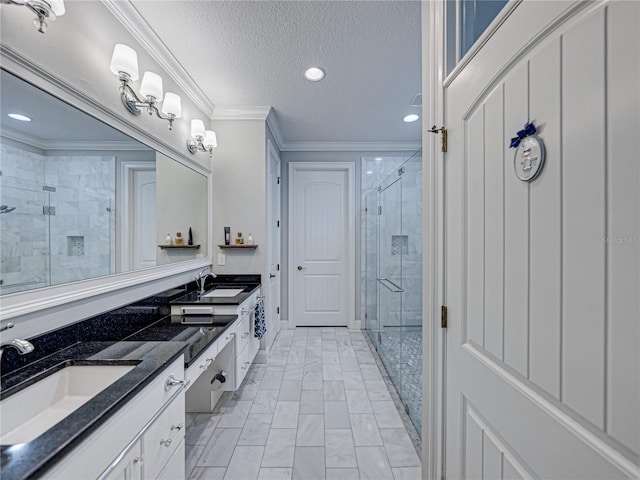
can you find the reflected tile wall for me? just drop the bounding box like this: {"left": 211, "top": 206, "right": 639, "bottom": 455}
{"left": 0, "top": 143, "right": 115, "bottom": 292}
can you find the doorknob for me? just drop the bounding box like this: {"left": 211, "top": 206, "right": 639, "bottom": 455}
{"left": 297, "top": 266, "right": 305, "bottom": 271}
{"left": 270, "top": 273, "right": 276, "bottom": 278}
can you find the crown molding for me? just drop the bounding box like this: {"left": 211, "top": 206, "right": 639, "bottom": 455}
{"left": 266, "top": 110, "right": 285, "bottom": 151}
{"left": 279, "top": 141, "right": 422, "bottom": 152}
{"left": 101, "top": 0, "right": 215, "bottom": 118}
{"left": 1, "top": 127, "right": 149, "bottom": 151}
{"left": 211, "top": 106, "right": 272, "bottom": 121}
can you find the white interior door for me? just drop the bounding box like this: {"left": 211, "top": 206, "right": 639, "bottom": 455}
{"left": 443, "top": 1, "right": 639, "bottom": 478}
{"left": 290, "top": 163, "right": 354, "bottom": 327}
{"left": 267, "top": 140, "right": 281, "bottom": 348}
{"left": 132, "top": 169, "right": 156, "bottom": 270}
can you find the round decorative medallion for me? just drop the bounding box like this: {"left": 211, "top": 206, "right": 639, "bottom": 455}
{"left": 514, "top": 135, "right": 545, "bottom": 182}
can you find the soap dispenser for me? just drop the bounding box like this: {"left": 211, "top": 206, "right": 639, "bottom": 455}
{"left": 247, "top": 233, "right": 254, "bottom": 245}
{"left": 164, "top": 233, "right": 172, "bottom": 245}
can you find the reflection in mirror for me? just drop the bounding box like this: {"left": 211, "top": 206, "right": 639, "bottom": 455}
{"left": 0, "top": 69, "right": 208, "bottom": 296}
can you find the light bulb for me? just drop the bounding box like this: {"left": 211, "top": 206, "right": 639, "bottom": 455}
{"left": 162, "top": 93, "right": 182, "bottom": 118}
{"left": 190, "top": 119, "right": 206, "bottom": 139}
{"left": 110, "top": 44, "right": 139, "bottom": 81}
{"left": 204, "top": 130, "right": 217, "bottom": 148}
{"left": 140, "top": 72, "right": 163, "bottom": 101}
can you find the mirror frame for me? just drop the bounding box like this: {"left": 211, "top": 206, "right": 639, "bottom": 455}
{"left": 0, "top": 46, "right": 213, "bottom": 320}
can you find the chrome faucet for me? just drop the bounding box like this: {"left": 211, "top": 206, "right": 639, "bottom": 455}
{"left": 0, "top": 338, "right": 35, "bottom": 363}
{"left": 195, "top": 267, "right": 217, "bottom": 295}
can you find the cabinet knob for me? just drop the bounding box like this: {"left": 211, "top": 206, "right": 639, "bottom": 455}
{"left": 297, "top": 265, "right": 305, "bottom": 271}
{"left": 171, "top": 423, "right": 183, "bottom": 431}
{"left": 133, "top": 457, "right": 144, "bottom": 465}
{"left": 160, "top": 438, "right": 172, "bottom": 447}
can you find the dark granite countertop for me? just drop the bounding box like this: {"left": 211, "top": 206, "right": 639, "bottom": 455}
{"left": 0, "top": 341, "right": 187, "bottom": 480}
{"left": 124, "top": 315, "right": 237, "bottom": 367}
{"left": 0, "top": 274, "right": 262, "bottom": 479}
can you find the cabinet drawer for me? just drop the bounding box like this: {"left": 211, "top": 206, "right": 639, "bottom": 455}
{"left": 234, "top": 315, "right": 250, "bottom": 354}
{"left": 143, "top": 392, "right": 185, "bottom": 480}
{"left": 234, "top": 344, "right": 251, "bottom": 388}
{"left": 185, "top": 341, "right": 218, "bottom": 388}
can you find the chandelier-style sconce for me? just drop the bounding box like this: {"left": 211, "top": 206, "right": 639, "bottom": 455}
{"left": 187, "top": 119, "right": 217, "bottom": 158}
{"left": 109, "top": 44, "right": 182, "bottom": 130}
{"left": 1, "top": 0, "right": 65, "bottom": 33}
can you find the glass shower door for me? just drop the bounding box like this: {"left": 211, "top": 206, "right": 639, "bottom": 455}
{"left": 364, "top": 191, "right": 380, "bottom": 348}
{"left": 377, "top": 177, "right": 403, "bottom": 387}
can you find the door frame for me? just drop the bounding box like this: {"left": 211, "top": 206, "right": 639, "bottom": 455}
{"left": 423, "top": 0, "right": 445, "bottom": 478}
{"left": 266, "top": 138, "right": 282, "bottom": 349}
{"left": 117, "top": 160, "right": 156, "bottom": 272}
{"left": 288, "top": 161, "right": 356, "bottom": 330}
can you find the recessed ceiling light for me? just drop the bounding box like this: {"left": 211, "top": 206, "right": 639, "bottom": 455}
{"left": 304, "top": 67, "right": 325, "bottom": 82}
{"left": 8, "top": 113, "right": 31, "bottom": 122}
{"left": 403, "top": 114, "right": 419, "bottom": 123}
{"left": 374, "top": 157, "right": 383, "bottom": 162}
{"left": 366, "top": 170, "right": 374, "bottom": 175}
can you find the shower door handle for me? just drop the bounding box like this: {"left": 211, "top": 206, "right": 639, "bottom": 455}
{"left": 377, "top": 278, "right": 404, "bottom": 293}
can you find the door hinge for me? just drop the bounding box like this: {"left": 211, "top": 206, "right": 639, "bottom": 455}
{"left": 277, "top": 264, "right": 280, "bottom": 271}
{"left": 378, "top": 205, "right": 382, "bottom": 215}
{"left": 441, "top": 305, "right": 448, "bottom": 328}
{"left": 277, "top": 307, "right": 280, "bottom": 314}
{"left": 42, "top": 185, "right": 56, "bottom": 192}
{"left": 277, "top": 176, "right": 281, "bottom": 185}
{"left": 277, "top": 220, "right": 280, "bottom": 228}
{"left": 428, "top": 125, "right": 448, "bottom": 153}
{"left": 398, "top": 166, "right": 405, "bottom": 176}
{"left": 43, "top": 206, "right": 56, "bottom": 216}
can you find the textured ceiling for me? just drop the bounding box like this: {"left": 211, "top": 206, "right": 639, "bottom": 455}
{"left": 130, "top": 0, "right": 422, "bottom": 145}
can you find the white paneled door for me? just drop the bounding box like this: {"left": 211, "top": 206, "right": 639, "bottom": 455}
{"left": 442, "top": 1, "right": 639, "bottom": 479}
{"left": 290, "top": 163, "right": 354, "bottom": 327}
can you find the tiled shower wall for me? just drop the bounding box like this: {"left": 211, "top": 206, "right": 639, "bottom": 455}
{"left": 0, "top": 142, "right": 115, "bottom": 293}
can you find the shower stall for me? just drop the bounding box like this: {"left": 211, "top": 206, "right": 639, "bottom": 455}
{"left": 364, "top": 151, "right": 423, "bottom": 436}
{"left": 0, "top": 145, "right": 115, "bottom": 295}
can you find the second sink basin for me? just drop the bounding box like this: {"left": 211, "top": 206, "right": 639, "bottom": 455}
{"left": 202, "top": 288, "right": 244, "bottom": 298}
{"left": 0, "top": 364, "right": 135, "bottom": 445}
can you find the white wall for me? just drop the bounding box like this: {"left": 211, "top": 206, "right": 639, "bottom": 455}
{"left": 210, "top": 119, "right": 267, "bottom": 275}
{"left": 156, "top": 152, "right": 208, "bottom": 265}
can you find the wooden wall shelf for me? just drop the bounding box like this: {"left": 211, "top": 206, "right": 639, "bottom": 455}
{"left": 218, "top": 244, "right": 258, "bottom": 250}
{"left": 158, "top": 244, "right": 201, "bottom": 250}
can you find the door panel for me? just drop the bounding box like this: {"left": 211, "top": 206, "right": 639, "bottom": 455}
{"left": 292, "top": 167, "right": 350, "bottom": 326}
{"left": 444, "top": 1, "right": 639, "bottom": 478}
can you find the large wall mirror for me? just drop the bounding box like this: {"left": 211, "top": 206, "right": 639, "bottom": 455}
{"left": 0, "top": 68, "right": 209, "bottom": 297}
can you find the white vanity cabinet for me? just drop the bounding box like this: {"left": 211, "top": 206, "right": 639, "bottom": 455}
{"left": 46, "top": 355, "right": 187, "bottom": 480}
{"left": 186, "top": 289, "right": 262, "bottom": 411}
{"left": 226, "top": 289, "right": 261, "bottom": 390}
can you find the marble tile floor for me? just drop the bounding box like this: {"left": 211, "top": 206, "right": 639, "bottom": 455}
{"left": 185, "top": 327, "right": 422, "bottom": 480}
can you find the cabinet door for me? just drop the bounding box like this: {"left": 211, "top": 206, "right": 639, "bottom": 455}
{"left": 143, "top": 393, "right": 185, "bottom": 479}
{"left": 154, "top": 438, "right": 185, "bottom": 480}
{"left": 234, "top": 344, "right": 251, "bottom": 388}
{"left": 102, "top": 441, "right": 142, "bottom": 480}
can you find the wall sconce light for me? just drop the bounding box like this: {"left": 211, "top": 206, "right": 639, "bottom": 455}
{"left": 1, "top": 0, "right": 65, "bottom": 33}
{"left": 109, "top": 44, "right": 182, "bottom": 130}
{"left": 187, "top": 119, "right": 217, "bottom": 158}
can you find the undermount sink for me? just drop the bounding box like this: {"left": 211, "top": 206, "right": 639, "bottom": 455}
{"left": 0, "top": 364, "right": 135, "bottom": 445}
{"left": 202, "top": 288, "right": 244, "bottom": 298}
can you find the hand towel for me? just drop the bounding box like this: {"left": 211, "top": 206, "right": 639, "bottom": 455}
{"left": 254, "top": 297, "right": 266, "bottom": 339}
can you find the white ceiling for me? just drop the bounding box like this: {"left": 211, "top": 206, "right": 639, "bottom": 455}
{"left": 129, "top": 0, "right": 422, "bottom": 147}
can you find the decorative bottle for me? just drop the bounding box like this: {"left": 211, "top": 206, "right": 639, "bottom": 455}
{"left": 164, "top": 233, "right": 172, "bottom": 245}
{"left": 175, "top": 232, "right": 184, "bottom": 245}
